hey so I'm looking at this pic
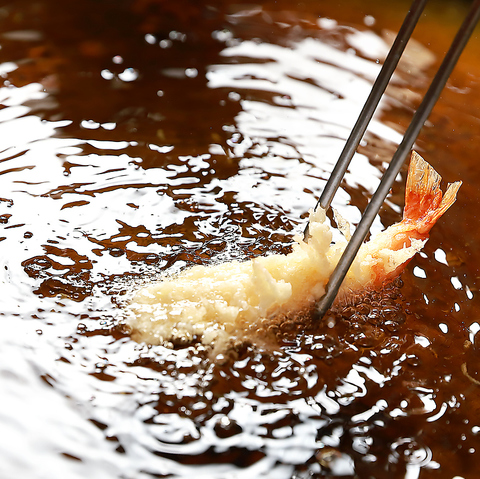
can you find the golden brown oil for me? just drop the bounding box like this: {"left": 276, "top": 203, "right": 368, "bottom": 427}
{"left": 1, "top": 1, "right": 479, "bottom": 478}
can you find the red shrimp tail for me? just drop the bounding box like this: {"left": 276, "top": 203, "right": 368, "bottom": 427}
{"left": 403, "top": 151, "right": 462, "bottom": 233}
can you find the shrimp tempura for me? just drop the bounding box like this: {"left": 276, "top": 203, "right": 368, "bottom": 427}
{"left": 128, "top": 151, "right": 461, "bottom": 346}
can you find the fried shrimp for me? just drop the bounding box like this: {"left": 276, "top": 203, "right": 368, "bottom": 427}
{"left": 128, "top": 152, "right": 461, "bottom": 346}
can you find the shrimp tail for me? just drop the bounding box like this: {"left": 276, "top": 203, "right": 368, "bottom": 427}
{"left": 359, "top": 151, "right": 461, "bottom": 286}
{"left": 403, "top": 151, "right": 462, "bottom": 234}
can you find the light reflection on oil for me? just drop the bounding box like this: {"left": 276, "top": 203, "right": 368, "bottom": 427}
{"left": 0, "top": 1, "right": 479, "bottom": 478}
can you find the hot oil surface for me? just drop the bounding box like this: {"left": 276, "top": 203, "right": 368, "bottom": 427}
{"left": 1, "top": 1, "right": 479, "bottom": 478}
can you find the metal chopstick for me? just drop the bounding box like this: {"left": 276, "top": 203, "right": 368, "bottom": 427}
{"left": 315, "top": 0, "right": 480, "bottom": 319}
{"left": 303, "top": 0, "right": 429, "bottom": 241}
